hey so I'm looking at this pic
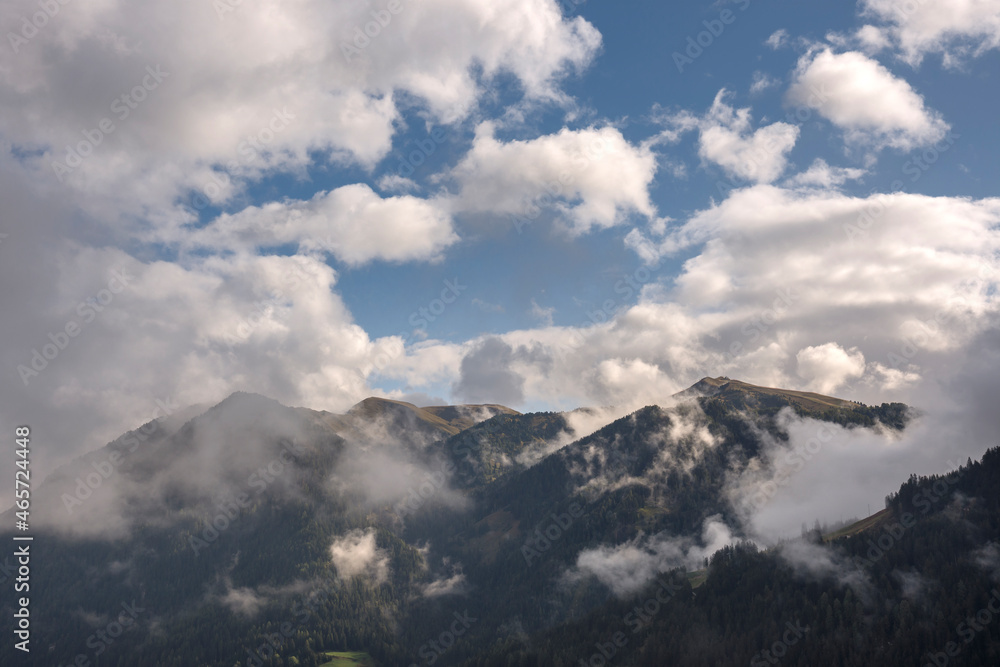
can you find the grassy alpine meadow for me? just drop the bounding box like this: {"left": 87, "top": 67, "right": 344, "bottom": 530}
{"left": 318, "top": 651, "right": 376, "bottom": 667}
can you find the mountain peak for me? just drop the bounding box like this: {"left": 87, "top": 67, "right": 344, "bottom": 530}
{"left": 218, "top": 390, "right": 285, "bottom": 406}
{"left": 346, "top": 396, "right": 518, "bottom": 436}
{"left": 679, "top": 376, "right": 859, "bottom": 412}
{"left": 347, "top": 396, "right": 420, "bottom": 415}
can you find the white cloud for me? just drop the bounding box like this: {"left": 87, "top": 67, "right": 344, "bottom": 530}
{"left": 795, "top": 343, "right": 867, "bottom": 394}
{"left": 766, "top": 29, "right": 790, "bottom": 49}
{"left": 183, "top": 184, "right": 458, "bottom": 266}
{"left": 587, "top": 358, "right": 681, "bottom": 407}
{"left": 826, "top": 25, "right": 891, "bottom": 55}
{"left": 529, "top": 299, "right": 555, "bottom": 326}
{"left": 656, "top": 90, "right": 799, "bottom": 184}
{"left": 219, "top": 586, "right": 264, "bottom": 617}
{"left": 472, "top": 298, "right": 505, "bottom": 314}
{"left": 786, "top": 49, "right": 949, "bottom": 151}
{"left": 856, "top": 25, "right": 891, "bottom": 53}
{"left": 376, "top": 174, "right": 420, "bottom": 194}
{"left": 861, "top": 0, "right": 1000, "bottom": 66}
{"left": 784, "top": 158, "right": 867, "bottom": 188}
{"left": 568, "top": 518, "right": 736, "bottom": 596}
{"left": 0, "top": 236, "right": 412, "bottom": 491}
{"left": 435, "top": 185, "right": 1000, "bottom": 416}
{"left": 749, "top": 71, "right": 781, "bottom": 95}
{"left": 448, "top": 123, "right": 658, "bottom": 235}
{"left": 329, "top": 529, "right": 390, "bottom": 583}
{"left": 421, "top": 572, "right": 468, "bottom": 597}
{"left": 0, "top": 0, "right": 602, "bottom": 218}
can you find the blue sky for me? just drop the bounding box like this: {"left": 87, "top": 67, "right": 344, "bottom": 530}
{"left": 321, "top": 0, "right": 1000, "bottom": 394}
{"left": 2, "top": 0, "right": 1000, "bottom": 500}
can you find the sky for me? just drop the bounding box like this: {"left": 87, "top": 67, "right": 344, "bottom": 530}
{"left": 1, "top": 0, "right": 1000, "bottom": 511}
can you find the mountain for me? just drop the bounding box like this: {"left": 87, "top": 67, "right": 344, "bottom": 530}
{"left": 3, "top": 380, "right": 995, "bottom": 667}
{"left": 679, "top": 376, "right": 910, "bottom": 428}
{"left": 677, "top": 376, "right": 860, "bottom": 410}
{"left": 339, "top": 397, "right": 518, "bottom": 438}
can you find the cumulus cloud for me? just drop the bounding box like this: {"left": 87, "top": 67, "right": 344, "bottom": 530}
{"left": 586, "top": 358, "right": 681, "bottom": 408}
{"left": 0, "top": 0, "right": 602, "bottom": 218}
{"left": 183, "top": 184, "right": 458, "bottom": 266}
{"left": 448, "top": 123, "right": 658, "bottom": 234}
{"left": 452, "top": 337, "right": 528, "bottom": 406}
{"left": 329, "top": 529, "right": 390, "bottom": 583}
{"left": 856, "top": 25, "right": 891, "bottom": 54}
{"left": 796, "top": 343, "right": 867, "bottom": 394}
{"left": 826, "top": 25, "right": 892, "bottom": 55}
{"left": 655, "top": 90, "right": 799, "bottom": 184}
{"left": 861, "top": 0, "right": 1000, "bottom": 66}
{"left": 0, "top": 0, "right": 606, "bottom": 498}
{"left": 787, "top": 49, "right": 949, "bottom": 151}
{"left": 403, "top": 184, "right": 1000, "bottom": 498}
